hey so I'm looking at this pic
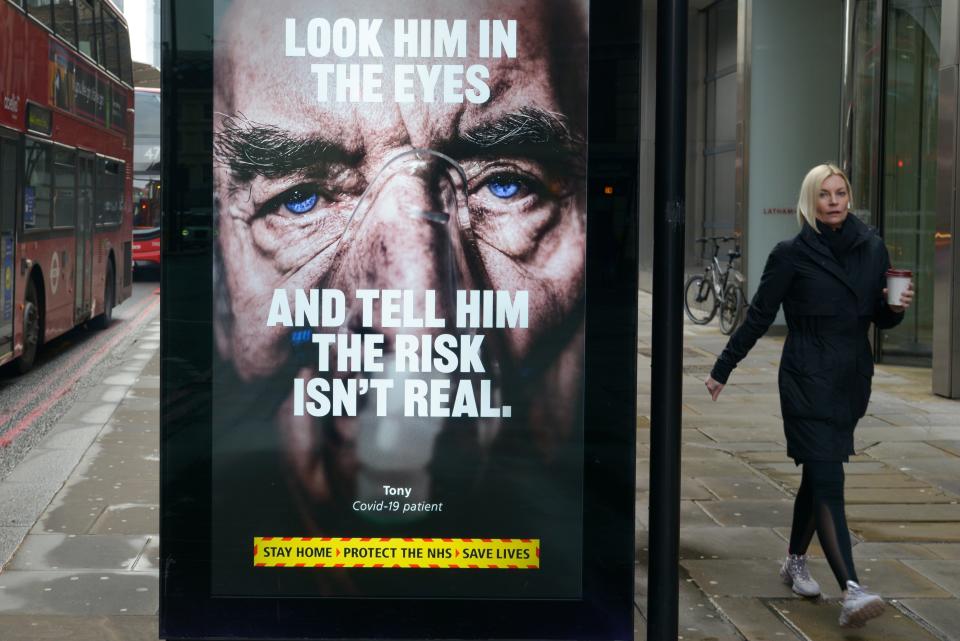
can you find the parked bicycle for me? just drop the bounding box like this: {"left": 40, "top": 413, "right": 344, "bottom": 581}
{"left": 684, "top": 235, "right": 746, "bottom": 335}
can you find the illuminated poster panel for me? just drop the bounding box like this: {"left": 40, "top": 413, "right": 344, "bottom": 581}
{"left": 211, "top": 0, "right": 588, "bottom": 600}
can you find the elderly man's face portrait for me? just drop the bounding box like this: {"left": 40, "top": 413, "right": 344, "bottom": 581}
{"left": 211, "top": 0, "right": 589, "bottom": 597}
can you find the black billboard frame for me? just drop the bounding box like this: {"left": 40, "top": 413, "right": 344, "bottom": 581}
{"left": 159, "top": 1, "right": 641, "bottom": 639}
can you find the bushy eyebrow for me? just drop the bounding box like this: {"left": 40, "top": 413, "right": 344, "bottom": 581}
{"left": 455, "top": 106, "right": 584, "bottom": 159}
{"left": 213, "top": 114, "right": 356, "bottom": 184}
{"left": 214, "top": 106, "right": 585, "bottom": 184}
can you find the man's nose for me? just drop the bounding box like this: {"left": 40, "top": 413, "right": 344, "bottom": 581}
{"left": 328, "top": 157, "right": 466, "bottom": 344}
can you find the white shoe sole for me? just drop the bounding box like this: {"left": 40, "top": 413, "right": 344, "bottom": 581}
{"left": 780, "top": 567, "right": 820, "bottom": 598}
{"left": 839, "top": 595, "right": 885, "bottom": 628}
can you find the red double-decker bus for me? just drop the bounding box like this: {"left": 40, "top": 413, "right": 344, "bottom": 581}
{"left": 0, "top": 0, "right": 133, "bottom": 372}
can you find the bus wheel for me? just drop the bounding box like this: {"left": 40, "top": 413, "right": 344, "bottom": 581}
{"left": 17, "top": 280, "right": 41, "bottom": 374}
{"left": 92, "top": 262, "right": 115, "bottom": 330}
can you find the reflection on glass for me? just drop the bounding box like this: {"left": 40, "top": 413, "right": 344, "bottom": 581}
{"left": 850, "top": 0, "right": 880, "bottom": 225}
{"left": 880, "top": 0, "right": 939, "bottom": 361}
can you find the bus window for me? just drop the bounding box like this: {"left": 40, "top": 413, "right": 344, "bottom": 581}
{"left": 1, "top": 140, "right": 16, "bottom": 233}
{"left": 77, "top": 0, "right": 98, "bottom": 61}
{"left": 119, "top": 25, "right": 132, "bottom": 86}
{"left": 102, "top": 10, "right": 120, "bottom": 79}
{"left": 24, "top": 140, "right": 52, "bottom": 230}
{"left": 95, "top": 0, "right": 106, "bottom": 69}
{"left": 54, "top": 148, "right": 77, "bottom": 228}
{"left": 53, "top": 0, "right": 77, "bottom": 47}
{"left": 26, "top": 0, "right": 54, "bottom": 30}
{"left": 97, "top": 158, "right": 122, "bottom": 225}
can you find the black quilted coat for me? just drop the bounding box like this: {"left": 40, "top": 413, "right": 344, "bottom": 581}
{"left": 710, "top": 216, "right": 904, "bottom": 462}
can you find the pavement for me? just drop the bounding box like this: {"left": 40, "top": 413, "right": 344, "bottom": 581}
{"left": 0, "top": 314, "right": 160, "bottom": 640}
{"left": 0, "top": 291, "right": 958, "bottom": 640}
{"left": 636, "top": 290, "right": 960, "bottom": 641}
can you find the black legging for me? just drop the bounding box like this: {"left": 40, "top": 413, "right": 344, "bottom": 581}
{"left": 788, "top": 460, "right": 858, "bottom": 591}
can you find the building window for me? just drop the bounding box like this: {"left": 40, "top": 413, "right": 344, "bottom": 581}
{"left": 77, "top": 0, "right": 98, "bottom": 60}
{"left": 53, "top": 0, "right": 77, "bottom": 46}
{"left": 24, "top": 140, "right": 52, "bottom": 230}
{"left": 53, "top": 147, "right": 76, "bottom": 228}
{"left": 26, "top": 0, "right": 54, "bottom": 30}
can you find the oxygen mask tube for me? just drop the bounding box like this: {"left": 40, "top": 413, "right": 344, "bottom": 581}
{"left": 320, "top": 150, "right": 485, "bottom": 521}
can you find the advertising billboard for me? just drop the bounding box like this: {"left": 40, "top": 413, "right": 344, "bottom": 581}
{"left": 210, "top": 0, "right": 587, "bottom": 601}
{"left": 160, "top": 1, "right": 637, "bottom": 638}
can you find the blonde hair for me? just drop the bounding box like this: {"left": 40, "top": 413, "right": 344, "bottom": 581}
{"left": 796, "top": 163, "right": 853, "bottom": 233}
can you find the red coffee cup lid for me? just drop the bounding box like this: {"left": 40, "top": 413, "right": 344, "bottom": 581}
{"left": 886, "top": 268, "right": 912, "bottom": 277}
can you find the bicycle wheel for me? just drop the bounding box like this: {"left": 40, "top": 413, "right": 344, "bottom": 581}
{"left": 719, "top": 283, "right": 744, "bottom": 335}
{"left": 684, "top": 275, "right": 717, "bottom": 324}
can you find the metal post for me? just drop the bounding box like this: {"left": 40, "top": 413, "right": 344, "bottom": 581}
{"left": 647, "top": 1, "right": 687, "bottom": 640}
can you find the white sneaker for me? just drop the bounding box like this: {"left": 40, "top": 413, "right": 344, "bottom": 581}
{"left": 779, "top": 554, "right": 821, "bottom": 597}
{"left": 838, "top": 580, "right": 885, "bottom": 628}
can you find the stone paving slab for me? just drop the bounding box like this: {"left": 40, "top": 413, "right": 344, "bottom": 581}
{"left": 696, "top": 441, "right": 787, "bottom": 454}
{"left": 696, "top": 476, "right": 790, "bottom": 500}
{"left": 846, "top": 503, "right": 960, "bottom": 522}
{"left": 801, "top": 558, "right": 951, "bottom": 599}
{"left": 0, "top": 614, "right": 158, "bottom": 641}
{"left": 697, "top": 499, "right": 796, "bottom": 528}
{"left": 855, "top": 425, "right": 951, "bottom": 440}
{"left": 864, "top": 442, "right": 957, "bottom": 460}
{"left": 4, "top": 534, "right": 149, "bottom": 572}
{"left": 755, "top": 461, "right": 895, "bottom": 475}
{"left": 88, "top": 505, "right": 158, "bottom": 536}
{"left": 679, "top": 527, "right": 787, "bottom": 561}
{"left": 30, "top": 498, "right": 105, "bottom": 536}
{"left": 680, "top": 477, "right": 715, "bottom": 501}
{"left": 712, "top": 597, "right": 802, "bottom": 641}
{"left": 923, "top": 543, "right": 960, "bottom": 559}
{"left": 897, "top": 599, "right": 960, "bottom": 641}
{"left": 79, "top": 448, "right": 159, "bottom": 484}
{"left": 928, "top": 440, "right": 960, "bottom": 457}
{"left": 771, "top": 473, "right": 929, "bottom": 489}
{"left": 635, "top": 571, "right": 743, "bottom": 641}
{"left": 53, "top": 401, "right": 118, "bottom": 427}
{"left": 844, "top": 487, "right": 959, "bottom": 504}
{"left": 35, "top": 425, "right": 102, "bottom": 452}
{"left": 132, "top": 537, "right": 158, "bottom": 572}
{"left": 677, "top": 457, "right": 761, "bottom": 477}
{"left": 771, "top": 527, "right": 862, "bottom": 558}
{"left": 901, "top": 560, "right": 960, "bottom": 597}
{"left": 0, "top": 570, "right": 158, "bottom": 615}
{"left": 767, "top": 598, "right": 941, "bottom": 641}
{"left": 681, "top": 559, "right": 796, "bottom": 598}
{"left": 637, "top": 501, "right": 718, "bottom": 529}
{"left": 853, "top": 522, "right": 960, "bottom": 542}
{"left": 851, "top": 542, "right": 942, "bottom": 560}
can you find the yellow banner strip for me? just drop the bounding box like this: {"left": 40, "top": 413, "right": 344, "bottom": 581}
{"left": 253, "top": 537, "right": 540, "bottom": 569}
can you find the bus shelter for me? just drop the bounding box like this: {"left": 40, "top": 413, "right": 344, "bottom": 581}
{"left": 159, "top": 0, "right": 662, "bottom": 639}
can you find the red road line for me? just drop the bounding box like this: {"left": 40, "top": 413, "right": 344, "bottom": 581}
{"left": 0, "top": 292, "right": 158, "bottom": 428}
{"left": 0, "top": 296, "right": 160, "bottom": 448}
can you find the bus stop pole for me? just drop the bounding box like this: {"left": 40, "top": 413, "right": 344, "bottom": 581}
{"left": 647, "top": 1, "right": 687, "bottom": 640}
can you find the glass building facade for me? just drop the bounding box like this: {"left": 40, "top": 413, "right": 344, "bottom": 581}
{"left": 639, "top": 0, "right": 959, "bottom": 394}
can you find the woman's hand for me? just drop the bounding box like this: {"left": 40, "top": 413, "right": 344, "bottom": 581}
{"left": 705, "top": 375, "right": 724, "bottom": 401}
{"left": 884, "top": 280, "right": 914, "bottom": 313}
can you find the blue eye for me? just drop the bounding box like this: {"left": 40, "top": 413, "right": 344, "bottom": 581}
{"left": 487, "top": 178, "right": 522, "bottom": 199}
{"left": 283, "top": 190, "right": 318, "bottom": 214}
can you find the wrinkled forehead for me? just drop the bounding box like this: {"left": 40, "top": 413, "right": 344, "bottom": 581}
{"left": 214, "top": 0, "right": 586, "bottom": 150}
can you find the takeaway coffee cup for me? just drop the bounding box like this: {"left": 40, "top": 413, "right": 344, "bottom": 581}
{"left": 886, "top": 268, "right": 912, "bottom": 306}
